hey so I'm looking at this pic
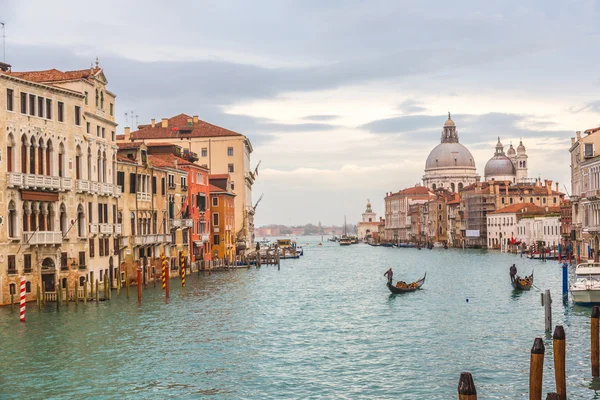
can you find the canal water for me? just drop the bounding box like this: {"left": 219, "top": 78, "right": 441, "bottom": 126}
{"left": 0, "top": 238, "right": 598, "bottom": 399}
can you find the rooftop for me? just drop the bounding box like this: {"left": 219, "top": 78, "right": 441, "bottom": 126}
{"left": 4, "top": 67, "right": 102, "bottom": 83}
{"left": 130, "top": 113, "right": 244, "bottom": 140}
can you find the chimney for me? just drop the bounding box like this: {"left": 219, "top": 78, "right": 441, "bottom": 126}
{"left": 193, "top": 115, "right": 198, "bottom": 123}
{"left": 151, "top": 119, "right": 155, "bottom": 128}
{"left": 555, "top": 182, "right": 559, "bottom": 192}
{"left": 577, "top": 131, "right": 581, "bottom": 140}
{"left": 124, "top": 127, "right": 130, "bottom": 142}
{"left": 571, "top": 137, "right": 575, "bottom": 145}
{"left": 161, "top": 118, "right": 168, "bottom": 128}
{"left": 546, "top": 180, "right": 552, "bottom": 195}
{"left": 187, "top": 117, "right": 193, "bottom": 126}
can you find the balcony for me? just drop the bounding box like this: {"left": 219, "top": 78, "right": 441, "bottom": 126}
{"left": 114, "top": 186, "right": 122, "bottom": 197}
{"left": 169, "top": 219, "right": 193, "bottom": 229}
{"left": 136, "top": 192, "right": 151, "bottom": 202}
{"left": 132, "top": 234, "right": 171, "bottom": 246}
{"left": 89, "top": 223, "right": 98, "bottom": 235}
{"left": 119, "top": 236, "right": 129, "bottom": 248}
{"left": 201, "top": 234, "right": 210, "bottom": 242}
{"left": 168, "top": 182, "right": 176, "bottom": 190}
{"left": 7, "top": 172, "right": 72, "bottom": 192}
{"left": 114, "top": 224, "right": 122, "bottom": 235}
{"left": 99, "top": 223, "right": 113, "bottom": 234}
{"left": 181, "top": 185, "right": 188, "bottom": 191}
{"left": 75, "top": 179, "right": 91, "bottom": 193}
{"left": 23, "top": 231, "right": 62, "bottom": 245}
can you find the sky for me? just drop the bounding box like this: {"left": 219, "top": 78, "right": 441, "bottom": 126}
{"left": 2, "top": 0, "right": 600, "bottom": 226}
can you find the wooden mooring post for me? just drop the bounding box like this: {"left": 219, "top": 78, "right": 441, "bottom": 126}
{"left": 56, "top": 281, "right": 61, "bottom": 312}
{"left": 125, "top": 269, "right": 130, "bottom": 299}
{"left": 36, "top": 285, "right": 41, "bottom": 309}
{"left": 84, "top": 281, "right": 88, "bottom": 305}
{"left": 592, "top": 306, "right": 600, "bottom": 377}
{"left": 542, "top": 290, "right": 552, "bottom": 332}
{"left": 117, "top": 271, "right": 121, "bottom": 296}
{"left": 457, "top": 372, "right": 477, "bottom": 399}
{"left": 530, "top": 337, "right": 545, "bottom": 400}
{"left": 137, "top": 267, "right": 142, "bottom": 303}
{"left": 552, "top": 325, "right": 566, "bottom": 400}
{"left": 545, "top": 394, "right": 559, "bottom": 400}
{"left": 95, "top": 279, "right": 99, "bottom": 302}
{"left": 42, "top": 281, "right": 46, "bottom": 305}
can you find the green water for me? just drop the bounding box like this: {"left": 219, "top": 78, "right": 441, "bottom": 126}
{"left": 0, "top": 238, "right": 597, "bottom": 399}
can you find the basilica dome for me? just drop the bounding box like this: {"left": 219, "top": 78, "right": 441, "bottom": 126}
{"left": 484, "top": 137, "right": 516, "bottom": 181}
{"left": 425, "top": 142, "right": 475, "bottom": 169}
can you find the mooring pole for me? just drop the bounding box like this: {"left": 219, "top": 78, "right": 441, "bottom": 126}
{"left": 592, "top": 306, "right": 600, "bottom": 377}
{"left": 458, "top": 372, "right": 477, "bottom": 400}
{"left": 530, "top": 337, "right": 545, "bottom": 400}
{"left": 137, "top": 267, "right": 142, "bottom": 303}
{"left": 552, "top": 325, "right": 566, "bottom": 400}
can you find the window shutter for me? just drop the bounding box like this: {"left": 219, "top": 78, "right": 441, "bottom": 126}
{"left": 152, "top": 176, "right": 157, "bottom": 194}
{"left": 130, "top": 173, "right": 136, "bottom": 193}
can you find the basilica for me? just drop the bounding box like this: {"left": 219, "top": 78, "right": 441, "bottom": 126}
{"left": 423, "top": 114, "right": 529, "bottom": 190}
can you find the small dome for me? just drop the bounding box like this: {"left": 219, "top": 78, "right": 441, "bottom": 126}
{"left": 507, "top": 143, "right": 516, "bottom": 156}
{"left": 444, "top": 118, "right": 455, "bottom": 127}
{"left": 484, "top": 155, "right": 516, "bottom": 178}
{"left": 517, "top": 140, "right": 526, "bottom": 154}
{"left": 425, "top": 142, "right": 475, "bottom": 170}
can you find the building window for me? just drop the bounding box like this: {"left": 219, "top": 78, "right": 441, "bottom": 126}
{"left": 201, "top": 148, "right": 207, "bottom": 157}
{"left": 228, "top": 164, "right": 234, "bottom": 173}
{"left": 75, "top": 106, "right": 81, "bottom": 125}
{"left": 213, "top": 234, "right": 220, "bottom": 245}
{"left": 29, "top": 94, "right": 35, "bottom": 116}
{"left": 20, "top": 92, "right": 27, "bottom": 114}
{"left": 46, "top": 99, "right": 52, "bottom": 119}
{"left": 61, "top": 252, "right": 68, "bottom": 271}
{"left": 89, "top": 239, "right": 95, "bottom": 257}
{"left": 84, "top": 91, "right": 88, "bottom": 105}
{"left": 7, "top": 255, "right": 16, "bottom": 275}
{"left": 181, "top": 176, "right": 187, "bottom": 189}
{"left": 129, "top": 173, "right": 136, "bottom": 193}
{"left": 6, "top": 88, "right": 13, "bottom": 111}
{"left": 79, "top": 251, "right": 86, "bottom": 268}
{"left": 38, "top": 97, "right": 44, "bottom": 117}
{"left": 110, "top": 103, "right": 114, "bottom": 116}
{"left": 102, "top": 127, "right": 105, "bottom": 138}
{"left": 86, "top": 122, "right": 91, "bottom": 134}
{"left": 213, "top": 212, "right": 219, "bottom": 226}
{"left": 24, "top": 254, "right": 32, "bottom": 273}
{"left": 161, "top": 177, "right": 165, "bottom": 195}
{"left": 585, "top": 143, "right": 594, "bottom": 158}
{"left": 57, "top": 101, "right": 64, "bottom": 122}
{"left": 152, "top": 176, "right": 157, "bottom": 194}
{"left": 227, "top": 147, "right": 234, "bottom": 156}
{"left": 97, "top": 126, "right": 100, "bottom": 137}
{"left": 111, "top": 131, "right": 115, "bottom": 141}
{"left": 25, "top": 281, "right": 32, "bottom": 293}
{"left": 99, "top": 238, "right": 104, "bottom": 257}
{"left": 231, "top": 182, "right": 235, "bottom": 191}
{"left": 212, "top": 197, "right": 218, "bottom": 207}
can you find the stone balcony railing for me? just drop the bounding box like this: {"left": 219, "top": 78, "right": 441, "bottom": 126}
{"left": 89, "top": 223, "right": 98, "bottom": 235}
{"left": 132, "top": 233, "right": 171, "bottom": 246}
{"left": 7, "top": 172, "right": 72, "bottom": 191}
{"left": 169, "top": 219, "right": 193, "bottom": 229}
{"left": 136, "top": 192, "right": 151, "bottom": 202}
{"left": 23, "top": 231, "right": 62, "bottom": 245}
{"left": 114, "top": 224, "right": 122, "bottom": 235}
{"left": 76, "top": 179, "right": 121, "bottom": 197}
{"left": 99, "top": 223, "right": 113, "bottom": 234}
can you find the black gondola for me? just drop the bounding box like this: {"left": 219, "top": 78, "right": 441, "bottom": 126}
{"left": 387, "top": 273, "right": 427, "bottom": 294}
{"left": 511, "top": 271, "right": 534, "bottom": 290}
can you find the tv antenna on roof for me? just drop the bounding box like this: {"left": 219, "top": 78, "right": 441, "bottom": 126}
{"left": 125, "top": 111, "right": 139, "bottom": 128}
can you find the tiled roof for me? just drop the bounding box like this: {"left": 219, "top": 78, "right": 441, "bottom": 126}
{"left": 387, "top": 186, "right": 432, "bottom": 197}
{"left": 117, "top": 142, "right": 142, "bottom": 149}
{"left": 145, "top": 142, "right": 178, "bottom": 147}
{"left": 209, "top": 174, "right": 229, "bottom": 180}
{"left": 5, "top": 67, "right": 101, "bottom": 83}
{"left": 209, "top": 184, "right": 235, "bottom": 195}
{"left": 116, "top": 134, "right": 125, "bottom": 141}
{"left": 585, "top": 127, "right": 600, "bottom": 135}
{"left": 491, "top": 203, "right": 560, "bottom": 215}
{"left": 116, "top": 154, "right": 136, "bottom": 164}
{"left": 130, "top": 113, "right": 243, "bottom": 140}
{"left": 147, "top": 154, "right": 193, "bottom": 169}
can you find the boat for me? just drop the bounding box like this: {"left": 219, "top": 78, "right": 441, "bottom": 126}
{"left": 317, "top": 243, "right": 322, "bottom": 246}
{"left": 570, "top": 262, "right": 600, "bottom": 304}
{"left": 511, "top": 272, "right": 533, "bottom": 290}
{"left": 339, "top": 216, "right": 352, "bottom": 246}
{"left": 387, "top": 273, "right": 427, "bottom": 294}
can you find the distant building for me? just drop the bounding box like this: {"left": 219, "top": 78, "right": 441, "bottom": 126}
{"left": 357, "top": 200, "right": 379, "bottom": 240}
{"left": 209, "top": 175, "right": 236, "bottom": 261}
{"left": 384, "top": 186, "right": 434, "bottom": 242}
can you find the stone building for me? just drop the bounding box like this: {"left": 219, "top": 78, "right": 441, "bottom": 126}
{"left": 356, "top": 200, "right": 380, "bottom": 241}
{"left": 0, "top": 62, "right": 120, "bottom": 306}
{"left": 122, "top": 114, "right": 256, "bottom": 253}
{"left": 484, "top": 138, "right": 529, "bottom": 183}
{"left": 384, "top": 186, "right": 433, "bottom": 242}
{"left": 422, "top": 114, "right": 479, "bottom": 192}
{"left": 209, "top": 174, "right": 236, "bottom": 261}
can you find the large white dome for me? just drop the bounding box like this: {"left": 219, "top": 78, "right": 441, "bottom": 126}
{"left": 425, "top": 142, "right": 476, "bottom": 170}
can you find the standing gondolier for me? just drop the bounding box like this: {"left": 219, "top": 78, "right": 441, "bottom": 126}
{"left": 510, "top": 264, "right": 517, "bottom": 282}
{"left": 384, "top": 268, "right": 393, "bottom": 286}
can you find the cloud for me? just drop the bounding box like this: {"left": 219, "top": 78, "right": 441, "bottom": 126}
{"left": 397, "top": 99, "right": 427, "bottom": 114}
{"left": 302, "top": 115, "right": 339, "bottom": 121}
{"left": 569, "top": 100, "right": 600, "bottom": 114}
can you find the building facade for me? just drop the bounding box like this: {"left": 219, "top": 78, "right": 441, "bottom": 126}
{"left": 357, "top": 200, "right": 380, "bottom": 241}
{"left": 209, "top": 175, "right": 236, "bottom": 261}
{"left": 0, "top": 63, "right": 120, "bottom": 306}
{"left": 384, "top": 186, "right": 433, "bottom": 242}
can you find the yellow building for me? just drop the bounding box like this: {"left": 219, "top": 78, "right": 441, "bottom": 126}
{"left": 123, "top": 114, "right": 256, "bottom": 253}
{"left": 0, "top": 61, "right": 120, "bottom": 305}
{"left": 209, "top": 175, "right": 236, "bottom": 261}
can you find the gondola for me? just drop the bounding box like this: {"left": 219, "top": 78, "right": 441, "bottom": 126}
{"left": 387, "top": 273, "right": 427, "bottom": 294}
{"left": 511, "top": 272, "right": 533, "bottom": 290}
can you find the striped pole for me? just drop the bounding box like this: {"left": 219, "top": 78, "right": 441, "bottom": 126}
{"left": 161, "top": 253, "right": 166, "bottom": 290}
{"left": 19, "top": 278, "right": 26, "bottom": 322}
{"left": 181, "top": 252, "right": 185, "bottom": 287}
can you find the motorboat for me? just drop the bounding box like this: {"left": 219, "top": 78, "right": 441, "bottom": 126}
{"left": 570, "top": 262, "right": 600, "bottom": 304}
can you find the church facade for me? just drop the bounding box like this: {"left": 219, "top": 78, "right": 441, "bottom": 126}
{"left": 357, "top": 200, "right": 380, "bottom": 241}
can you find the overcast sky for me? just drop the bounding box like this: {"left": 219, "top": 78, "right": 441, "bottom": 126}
{"left": 3, "top": 1, "right": 600, "bottom": 226}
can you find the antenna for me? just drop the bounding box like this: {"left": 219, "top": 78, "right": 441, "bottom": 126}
{"left": 1, "top": 22, "right": 5, "bottom": 62}
{"left": 124, "top": 112, "right": 129, "bottom": 127}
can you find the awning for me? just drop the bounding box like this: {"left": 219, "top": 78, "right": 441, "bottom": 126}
{"left": 193, "top": 241, "right": 204, "bottom": 246}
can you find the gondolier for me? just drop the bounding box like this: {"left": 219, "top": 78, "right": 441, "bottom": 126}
{"left": 384, "top": 268, "right": 393, "bottom": 286}
{"left": 510, "top": 264, "right": 517, "bottom": 282}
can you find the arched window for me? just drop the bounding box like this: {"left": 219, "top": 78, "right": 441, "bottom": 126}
{"left": 79, "top": 276, "right": 85, "bottom": 287}
{"left": 451, "top": 183, "right": 455, "bottom": 192}
{"left": 9, "top": 283, "right": 16, "bottom": 295}
{"left": 130, "top": 212, "right": 136, "bottom": 235}
{"left": 87, "top": 147, "right": 92, "bottom": 180}
{"left": 20, "top": 135, "right": 27, "bottom": 173}
{"left": 75, "top": 145, "right": 82, "bottom": 179}
{"left": 29, "top": 202, "right": 37, "bottom": 232}
{"left": 60, "top": 203, "right": 67, "bottom": 235}
{"left": 100, "top": 91, "right": 104, "bottom": 108}
{"left": 77, "top": 204, "right": 85, "bottom": 237}
{"left": 523, "top": 161, "right": 526, "bottom": 168}
{"left": 8, "top": 201, "right": 16, "bottom": 238}
{"left": 97, "top": 150, "right": 102, "bottom": 182}
{"left": 22, "top": 202, "right": 29, "bottom": 232}
{"left": 46, "top": 139, "right": 53, "bottom": 176}
{"left": 47, "top": 204, "right": 54, "bottom": 231}
{"left": 6, "top": 133, "right": 14, "bottom": 172}
{"left": 61, "top": 277, "right": 67, "bottom": 290}
{"left": 95, "top": 89, "right": 99, "bottom": 107}
{"left": 102, "top": 151, "right": 107, "bottom": 183}
{"left": 117, "top": 211, "right": 122, "bottom": 224}
{"left": 458, "top": 182, "right": 463, "bottom": 191}
{"left": 432, "top": 183, "right": 436, "bottom": 190}
{"left": 38, "top": 137, "right": 44, "bottom": 175}
{"left": 38, "top": 203, "right": 46, "bottom": 231}
{"left": 25, "top": 281, "right": 31, "bottom": 293}
{"left": 58, "top": 143, "right": 65, "bottom": 178}
{"left": 29, "top": 136, "right": 36, "bottom": 174}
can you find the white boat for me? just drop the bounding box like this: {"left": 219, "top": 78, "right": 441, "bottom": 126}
{"left": 569, "top": 262, "right": 600, "bottom": 304}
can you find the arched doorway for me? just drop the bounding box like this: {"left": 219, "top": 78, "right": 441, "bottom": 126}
{"left": 41, "top": 257, "right": 56, "bottom": 292}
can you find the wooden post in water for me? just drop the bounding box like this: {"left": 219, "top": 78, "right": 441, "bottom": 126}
{"left": 10, "top": 292, "right": 14, "bottom": 310}
{"left": 42, "top": 281, "right": 46, "bottom": 305}
{"left": 117, "top": 270, "right": 121, "bottom": 296}
{"left": 36, "top": 285, "right": 41, "bottom": 309}
{"left": 75, "top": 284, "right": 78, "bottom": 308}
{"left": 65, "top": 278, "right": 69, "bottom": 307}
{"left": 84, "top": 280, "right": 88, "bottom": 305}
{"left": 125, "top": 269, "right": 130, "bottom": 299}
{"left": 137, "top": 267, "right": 142, "bottom": 303}
{"left": 95, "top": 279, "right": 99, "bottom": 302}
{"left": 56, "top": 280, "right": 61, "bottom": 311}
{"left": 544, "top": 290, "right": 552, "bottom": 332}
{"left": 545, "top": 394, "right": 559, "bottom": 400}
{"left": 552, "top": 325, "right": 566, "bottom": 400}
{"left": 530, "top": 337, "right": 545, "bottom": 400}
{"left": 166, "top": 265, "right": 170, "bottom": 299}
{"left": 592, "top": 306, "right": 600, "bottom": 377}
{"left": 457, "top": 372, "right": 477, "bottom": 400}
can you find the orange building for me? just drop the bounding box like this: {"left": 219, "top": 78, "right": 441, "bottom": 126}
{"left": 209, "top": 175, "right": 236, "bottom": 261}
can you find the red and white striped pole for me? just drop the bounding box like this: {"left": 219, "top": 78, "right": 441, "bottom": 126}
{"left": 19, "top": 278, "right": 26, "bottom": 322}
